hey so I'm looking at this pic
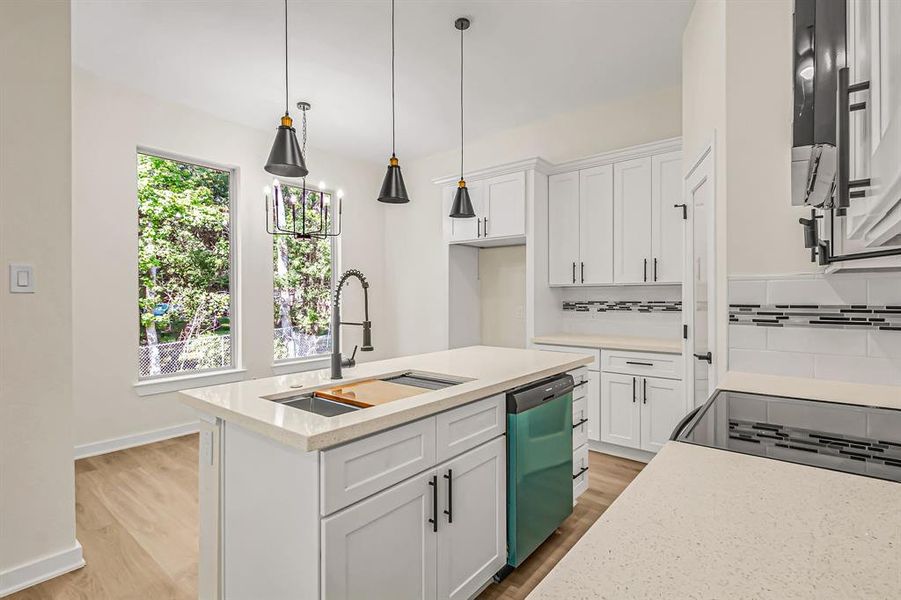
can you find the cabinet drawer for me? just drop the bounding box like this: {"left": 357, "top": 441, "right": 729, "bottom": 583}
{"left": 321, "top": 417, "right": 437, "bottom": 515}
{"left": 570, "top": 367, "right": 588, "bottom": 400}
{"left": 572, "top": 396, "right": 588, "bottom": 450}
{"left": 533, "top": 344, "right": 600, "bottom": 371}
{"left": 601, "top": 349, "right": 682, "bottom": 379}
{"left": 436, "top": 395, "right": 505, "bottom": 463}
{"left": 572, "top": 444, "right": 589, "bottom": 501}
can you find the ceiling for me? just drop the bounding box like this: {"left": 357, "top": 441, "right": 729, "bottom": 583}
{"left": 73, "top": 0, "right": 692, "bottom": 164}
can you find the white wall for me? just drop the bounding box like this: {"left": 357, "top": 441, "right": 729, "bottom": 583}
{"left": 384, "top": 85, "right": 683, "bottom": 355}
{"left": 479, "top": 246, "right": 526, "bottom": 348}
{"left": 0, "top": 1, "right": 81, "bottom": 593}
{"left": 72, "top": 69, "right": 386, "bottom": 451}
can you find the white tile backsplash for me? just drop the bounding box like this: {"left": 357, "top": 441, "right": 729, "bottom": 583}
{"left": 766, "top": 327, "right": 868, "bottom": 356}
{"left": 729, "top": 349, "right": 815, "bottom": 378}
{"left": 766, "top": 278, "right": 868, "bottom": 306}
{"left": 728, "top": 274, "right": 901, "bottom": 387}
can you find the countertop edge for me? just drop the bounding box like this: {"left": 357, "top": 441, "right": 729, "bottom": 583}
{"left": 532, "top": 334, "right": 683, "bottom": 354}
{"left": 179, "top": 354, "right": 591, "bottom": 452}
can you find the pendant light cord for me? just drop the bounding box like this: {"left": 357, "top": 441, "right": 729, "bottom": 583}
{"left": 391, "top": 0, "right": 396, "bottom": 157}
{"left": 284, "top": 0, "right": 289, "bottom": 116}
{"left": 460, "top": 22, "right": 464, "bottom": 180}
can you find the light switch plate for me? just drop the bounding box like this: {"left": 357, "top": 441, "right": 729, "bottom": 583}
{"left": 9, "top": 264, "right": 34, "bottom": 293}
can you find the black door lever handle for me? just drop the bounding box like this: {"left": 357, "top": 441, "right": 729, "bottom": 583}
{"left": 693, "top": 352, "right": 712, "bottom": 364}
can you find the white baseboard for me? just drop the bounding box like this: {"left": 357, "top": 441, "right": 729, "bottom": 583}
{"left": 74, "top": 421, "right": 199, "bottom": 460}
{"left": 588, "top": 440, "right": 655, "bottom": 464}
{"left": 0, "top": 541, "right": 85, "bottom": 597}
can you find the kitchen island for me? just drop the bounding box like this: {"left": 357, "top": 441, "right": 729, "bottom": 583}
{"left": 528, "top": 373, "right": 901, "bottom": 600}
{"left": 179, "top": 345, "right": 592, "bottom": 600}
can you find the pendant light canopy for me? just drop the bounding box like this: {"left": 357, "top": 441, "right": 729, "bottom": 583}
{"left": 378, "top": 0, "right": 410, "bottom": 203}
{"left": 449, "top": 17, "right": 475, "bottom": 219}
{"left": 265, "top": 0, "right": 308, "bottom": 178}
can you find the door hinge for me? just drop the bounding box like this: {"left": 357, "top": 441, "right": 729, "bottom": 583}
{"left": 674, "top": 203, "right": 687, "bottom": 220}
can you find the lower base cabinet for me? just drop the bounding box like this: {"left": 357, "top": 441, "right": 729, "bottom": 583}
{"left": 322, "top": 436, "right": 506, "bottom": 600}
{"left": 600, "top": 371, "right": 684, "bottom": 452}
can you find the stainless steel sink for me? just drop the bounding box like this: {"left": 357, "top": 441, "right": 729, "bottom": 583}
{"left": 277, "top": 393, "right": 360, "bottom": 417}
{"left": 379, "top": 372, "right": 463, "bottom": 390}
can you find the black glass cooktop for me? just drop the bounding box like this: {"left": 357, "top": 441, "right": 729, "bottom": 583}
{"left": 675, "top": 390, "right": 901, "bottom": 483}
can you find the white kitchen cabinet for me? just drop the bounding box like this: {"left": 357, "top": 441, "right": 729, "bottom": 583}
{"left": 548, "top": 172, "right": 581, "bottom": 285}
{"left": 600, "top": 372, "right": 641, "bottom": 449}
{"left": 846, "top": 0, "right": 901, "bottom": 247}
{"left": 322, "top": 469, "right": 439, "bottom": 600}
{"left": 651, "top": 151, "right": 684, "bottom": 283}
{"left": 436, "top": 437, "right": 506, "bottom": 600}
{"left": 587, "top": 370, "right": 600, "bottom": 442}
{"left": 443, "top": 182, "right": 485, "bottom": 243}
{"left": 579, "top": 165, "right": 615, "bottom": 285}
{"left": 613, "top": 157, "right": 654, "bottom": 284}
{"left": 639, "top": 376, "right": 684, "bottom": 453}
{"left": 484, "top": 171, "right": 526, "bottom": 239}
{"left": 572, "top": 396, "right": 589, "bottom": 449}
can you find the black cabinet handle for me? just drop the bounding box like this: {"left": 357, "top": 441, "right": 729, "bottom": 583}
{"left": 643, "top": 258, "right": 647, "bottom": 282}
{"left": 483, "top": 217, "right": 488, "bottom": 236}
{"left": 632, "top": 377, "right": 636, "bottom": 403}
{"left": 572, "top": 466, "right": 589, "bottom": 480}
{"left": 626, "top": 361, "right": 653, "bottom": 367}
{"left": 572, "top": 418, "right": 588, "bottom": 430}
{"left": 477, "top": 219, "right": 481, "bottom": 238}
{"left": 693, "top": 352, "right": 713, "bottom": 364}
{"left": 572, "top": 262, "right": 576, "bottom": 284}
{"left": 443, "top": 470, "right": 453, "bottom": 524}
{"left": 580, "top": 261, "right": 585, "bottom": 283}
{"left": 642, "top": 378, "right": 647, "bottom": 404}
{"left": 653, "top": 258, "right": 658, "bottom": 282}
{"left": 428, "top": 475, "right": 438, "bottom": 532}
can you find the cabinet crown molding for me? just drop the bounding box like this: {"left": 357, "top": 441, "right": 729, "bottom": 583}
{"left": 433, "top": 157, "right": 553, "bottom": 186}
{"left": 549, "top": 137, "right": 682, "bottom": 175}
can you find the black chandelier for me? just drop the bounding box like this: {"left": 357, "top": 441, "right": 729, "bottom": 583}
{"left": 265, "top": 102, "right": 342, "bottom": 240}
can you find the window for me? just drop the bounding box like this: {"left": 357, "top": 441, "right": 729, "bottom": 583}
{"left": 137, "top": 152, "right": 234, "bottom": 379}
{"left": 273, "top": 183, "right": 335, "bottom": 361}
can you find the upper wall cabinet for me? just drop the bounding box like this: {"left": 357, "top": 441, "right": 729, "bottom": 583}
{"left": 613, "top": 157, "right": 654, "bottom": 284}
{"left": 846, "top": 0, "right": 901, "bottom": 247}
{"left": 548, "top": 165, "right": 614, "bottom": 285}
{"left": 651, "top": 151, "right": 684, "bottom": 283}
{"left": 442, "top": 171, "right": 526, "bottom": 246}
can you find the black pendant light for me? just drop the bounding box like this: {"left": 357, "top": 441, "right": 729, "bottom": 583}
{"left": 377, "top": 0, "right": 410, "bottom": 203}
{"left": 449, "top": 17, "right": 475, "bottom": 219}
{"left": 265, "top": 0, "right": 308, "bottom": 178}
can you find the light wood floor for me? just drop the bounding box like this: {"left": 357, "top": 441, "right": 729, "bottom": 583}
{"left": 11, "top": 435, "right": 643, "bottom": 600}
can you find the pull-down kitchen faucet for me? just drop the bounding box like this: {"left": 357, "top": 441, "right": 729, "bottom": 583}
{"left": 330, "top": 269, "right": 373, "bottom": 379}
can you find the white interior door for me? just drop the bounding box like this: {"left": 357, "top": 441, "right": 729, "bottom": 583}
{"left": 683, "top": 144, "right": 717, "bottom": 408}
{"left": 484, "top": 172, "right": 525, "bottom": 239}
{"left": 579, "top": 165, "right": 614, "bottom": 285}
{"left": 640, "top": 376, "right": 685, "bottom": 453}
{"left": 436, "top": 437, "right": 506, "bottom": 600}
{"left": 651, "top": 151, "right": 684, "bottom": 283}
{"left": 613, "top": 157, "right": 653, "bottom": 283}
{"left": 548, "top": 172, "right": 580, "bottom": 285}
{"left": 600, "top": 372, "right": 641, "bottom": 449}
{"left": 322, "top": 470, "right": 438, "bottom": 600}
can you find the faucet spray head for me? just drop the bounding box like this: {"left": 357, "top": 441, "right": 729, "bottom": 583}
{"left": 361, "top": 321, "right": 374, "bottom": 352}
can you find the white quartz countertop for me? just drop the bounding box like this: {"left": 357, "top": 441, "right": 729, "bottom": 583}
{"left": 720, "top": 371, "right": 901, "bottom": 411}
{"left": 178, "top": 345, "right": 591, "bottom": 451}
{"left": 529, "top": 441, "right": 901, "bottom": 600}
{"left": 532, "top": 333, "right": 682, "bottom": 354}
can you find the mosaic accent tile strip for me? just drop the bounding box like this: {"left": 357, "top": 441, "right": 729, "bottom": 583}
{"left": 729, "top": 303, "right": 901, "bottom": 330}
{"left": 563, "top": 300, "right": 682, "bottom": 313}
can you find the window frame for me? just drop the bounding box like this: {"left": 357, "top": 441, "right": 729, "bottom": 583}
{"left": 271, "top": 180, "right": 339, "bottom": 367}
{"left": 134, "top": 146, "right": 241, "bottom": 383}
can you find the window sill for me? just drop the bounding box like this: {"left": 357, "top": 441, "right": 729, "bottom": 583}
{"left": 271, "top": 355, "right": 330, "bottom": 376}
{"left": 134, "top": 368, "right": 248, "bottom": 397}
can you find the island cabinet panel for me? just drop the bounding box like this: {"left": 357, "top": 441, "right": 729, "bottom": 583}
{"left": 321, "top": 416, "right": 437, "bottom": 515}
{"left": 436, "top": 437, "right": 506, "bottom": 600}
{"left": 572, "top": 395, "right": 589, "bottom": 450}
{"left": 587, "top": 370, "right": 601, "bottom": 442}
{"left": 321, "top": 469, "right": 439, "bottom": 600}
{"left": 436, "top": 393, "right": 505, "bottom": 463}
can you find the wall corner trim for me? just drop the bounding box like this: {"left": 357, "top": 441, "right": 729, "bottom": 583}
{"left": 0, "top": 541, "right": 85, "bottom": 597}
